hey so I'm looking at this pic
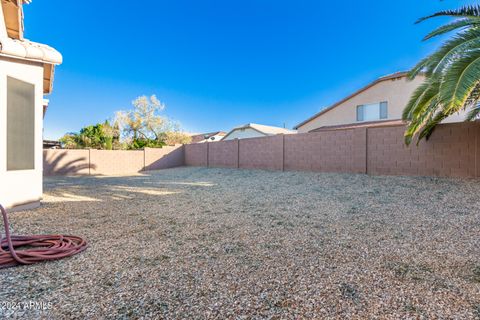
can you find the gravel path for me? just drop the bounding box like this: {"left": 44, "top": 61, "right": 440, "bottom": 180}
{"left": 1, "top": 167, "right": 480, "bottom": 319}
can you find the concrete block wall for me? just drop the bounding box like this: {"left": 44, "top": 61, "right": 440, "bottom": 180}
{"left": 284, "top": 128, "right": 367, "bottom": 173}
{"left": 145, "top": 146, "right": 185, "bottom": 171}
{"left": 238, "top": 135, "right": 284, "bottom": 171}
{"left": 43, "top": 149, "right": 90, "bottom": 176}
{"left": 367, "top": 122, "right": 479, "bottom": 178}
{"left": 90, "top": 150, "right": 144, "bottom": 176}
{"left": 45, "top": 122, "right": 480, "bottom": 178}
{"left": 184, "top": 122, "right": 480, "bottom": 178}
{"left": 184, "top": 143, "right": 208, "bottom": 167}
{"left": 44, "top": 146, "right": 185, "bottom": 176}
{"left": 208, "top": 140, "right": 239, "bottom": 168}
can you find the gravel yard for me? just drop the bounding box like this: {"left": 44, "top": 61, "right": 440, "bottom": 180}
{"left": 1, "top": 167, "right": 480, "bottom": 319}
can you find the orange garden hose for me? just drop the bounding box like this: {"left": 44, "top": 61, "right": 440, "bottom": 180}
{"left": 0, "top": 204, "right": 87, "bottom": 269}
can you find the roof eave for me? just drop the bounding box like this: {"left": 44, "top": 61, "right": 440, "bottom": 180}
{"left": 0, "top": 38, "right": 63, "bottom": 64}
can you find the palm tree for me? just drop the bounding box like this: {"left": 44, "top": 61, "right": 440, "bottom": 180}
{"left": 404, "top": 5, "right": 480, "bottom": 145}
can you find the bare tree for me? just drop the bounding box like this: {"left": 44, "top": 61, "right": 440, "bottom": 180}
{"left": 115, "top": 95, "right": 190, "bottom": 148}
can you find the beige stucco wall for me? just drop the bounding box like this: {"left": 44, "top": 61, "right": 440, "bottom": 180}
{"left": 223, "top": 128, "right": 267, "bottom": 140}
{"left": 297, "top": 76, "right": 469, "bottom": 133}
{"left": 0, "top": 57, "right": 44, "bottom": 209}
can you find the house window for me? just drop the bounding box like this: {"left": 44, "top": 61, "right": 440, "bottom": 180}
{"left": 7, "top": 77, "right": 35, "bottom": 171}
{"left": 356, "top": 102, "right": 388, "bottom": 122}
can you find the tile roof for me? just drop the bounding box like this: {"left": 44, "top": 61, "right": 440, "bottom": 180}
{"left": 0, "top": 37, "right": 62, "bottom": 64}
{"left": 0, "top": 0, "right": 62, "bottom": 65}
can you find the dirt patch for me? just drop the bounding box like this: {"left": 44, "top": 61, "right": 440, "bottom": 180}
{"left": 1, "top": 167, "right": 479, "bottom": 319}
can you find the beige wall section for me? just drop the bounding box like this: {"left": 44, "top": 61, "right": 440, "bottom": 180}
{"left": 43, "top": 147, "right": 186, "bottom": 176}
{"left": 297, "top": 76, "right": 468, "bottom": 133}
{"left": 144, "top": 145, "right": 185, "bottom": 170}
{"left": 184, "top": 143, "right": 208, "bottom": 166}
{"left": 44, "top": 149, "right": 90, "bottom": 176}
{"left": 89, "top": 150, "right": 144, "bottom": 176}
{"left": 0, "top": 57, "right": 44, "bottom": 209}
{"left": 223, "top": 128, "right": 267, "bottom": 140}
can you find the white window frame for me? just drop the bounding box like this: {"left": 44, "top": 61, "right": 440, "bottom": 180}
{"left": 356, "top": 101, "right": 388, "bottom": 122}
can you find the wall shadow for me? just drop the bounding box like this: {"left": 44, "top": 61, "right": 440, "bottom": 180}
{"left": 44, "top": 151, "right": 96, "bottom": 176}
{"left": 144, "top": 147, "right": 185, "bottom": 171}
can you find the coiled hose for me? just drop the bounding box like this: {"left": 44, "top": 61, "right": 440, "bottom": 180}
{"left": 0, "top": 204, "right": 87, "bottom": 269}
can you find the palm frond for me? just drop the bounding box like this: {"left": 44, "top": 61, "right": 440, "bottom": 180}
{"left": 405, "top": 100, "right": 440, "bottom": 145}
{"left": 404, "top": 80, "right": 442, "bottom": 144}
{"left": 437, "top": 49, "right": 480, "bottom": 114}
{"left": 417, "top": 83, "right": 480, "bottom": 141}
{"left": 416, "top": 5, "right": 480, "bottom": 24}
{"left": 466, "top": 103, "right": 480, "bottom": 120}
{"left": 464, "top": 81, "right": 480, "bottom": 104}
{"left": 423, "top": 18, "right": 480, "bottom": 40}
{"left": 403, "top": 79, "right": 439, "bottom": 120}
{"left": 408, "top": 56, "right": 432, "bottom": 79}
{"left": 406, "top": 4, "right": 480, "bottom": 145}
{"left": 431, "top": 30, "right": 480, "bottom": 74}
{"left": 464, "top": 84, "right": 480, "bottom": 120}
{"left": 418, "top": 108, "right": 454, "bottom": 141}
{"left": 410, "top": 29, "right": 480, "bottom": 78}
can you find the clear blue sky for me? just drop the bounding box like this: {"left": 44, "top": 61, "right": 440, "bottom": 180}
{"left": 24, "top": 0, "right": 468, "bottom": 139}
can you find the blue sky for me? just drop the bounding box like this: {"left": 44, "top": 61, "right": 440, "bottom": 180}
{"left": 24, "top": 0, "right": 468, "bottom": 139}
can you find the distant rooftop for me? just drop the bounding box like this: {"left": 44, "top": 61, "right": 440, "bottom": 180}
{"left": 239, "top": 123, "right": 296, "bottom": 135}
{"left": 190, "top": 131, "right": 226, "bottom": 143}
{"left": 223, "top": 123, "right": 296, "bottom": 137}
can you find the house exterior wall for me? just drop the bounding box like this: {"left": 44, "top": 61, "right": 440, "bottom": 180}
{"left": 0, "top": 57, "right": 44, "bottom": 209}
{"left": 297, "top": 76, "right": 468, "bottom": 133}
{"left": 223, "top": 128, "right": 267, "bottom": 140}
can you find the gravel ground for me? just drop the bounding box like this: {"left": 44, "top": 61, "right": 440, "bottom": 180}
{"left": 1, "top": 167, "right": 480, "bottom": 319}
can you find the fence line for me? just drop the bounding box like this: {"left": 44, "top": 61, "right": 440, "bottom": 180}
{"left": 44, "top": 122, "right": 480, "bottom": 178}
{"left": 43, "top": 145, "right": 185, "bottom": 176}
{"left": 185, "top": 122, "right": 480, "bottom": 178}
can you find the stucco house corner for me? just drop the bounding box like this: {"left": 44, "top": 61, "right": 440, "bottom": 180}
{"left": 0, "top": 0, "right": 62, "bottom": 210}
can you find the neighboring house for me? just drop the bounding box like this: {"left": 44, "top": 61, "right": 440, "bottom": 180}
{"left": 294, "top": 72, "right": 468, "bottom": 133}
{"left": 190, "top": 131, "right": 226, "bottom": 143}
{"left": 43, "top": 140, "right": 61, "bottom": 149}
{"left": 0, "top": 0, "right": 62, "bottom": 210}
{"left": 222, "top": 123, "right": 296, "bottom": 141}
